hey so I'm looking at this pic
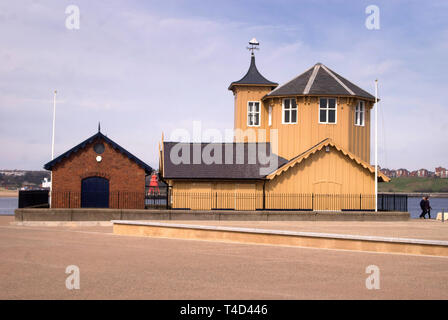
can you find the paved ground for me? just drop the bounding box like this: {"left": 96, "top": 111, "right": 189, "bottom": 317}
{"left": 161, "top": 219, "right": 448, "bottom": 241}
{"left": 0, "top": 216, "right": 447, "bottom": 299}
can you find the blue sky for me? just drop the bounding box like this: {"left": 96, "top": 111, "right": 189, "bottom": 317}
{"left": 0, "top": 0, "right": 447, "bottom": 171}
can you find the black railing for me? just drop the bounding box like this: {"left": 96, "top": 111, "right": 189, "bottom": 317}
{"left": 49, "top": 191, "right": 146, "bottom": 209}
{"left": 377, "top": 193, "right": 408, "bottom": 212}
{"left": 170, "top": 192, "right": 408, "bottom": 212}
{"left": 145, "top": 186, "right": 169, "bottom": 209}
{"left": 18, "top": 190, "right": 408, "bottom": 212}
{"left": 18, "top": 190, "right": 49, "bottom": 208}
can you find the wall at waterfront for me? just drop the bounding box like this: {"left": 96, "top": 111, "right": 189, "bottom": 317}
{"left": 15, "top": 208, "right": 410, "bottom": 222}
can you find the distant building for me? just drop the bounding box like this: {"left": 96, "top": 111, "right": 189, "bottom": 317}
{"left": 380, "top": 168, "right": 396, "bottom": 178}
{"left": 417, "top": 168, "right": 429, "bottom": 177}
{"left": 396, "top": 168, "right": 410, "bottom": 177}
{"left": 0, "top": 170, "right": 26, "bottom": 176}
{"left": 435, "top": 167, "right": 448, "bottom": 178}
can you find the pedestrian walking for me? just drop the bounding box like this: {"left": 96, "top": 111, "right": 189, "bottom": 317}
{"left": 424, "top": 196, "right": 432, "bottom": 219}
{"left": 419, "top": 196, "right": 427, "bottom": 219}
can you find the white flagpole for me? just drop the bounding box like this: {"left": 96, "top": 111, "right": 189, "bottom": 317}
{"left": 374, "top": 80, "right": 378, "bottom": 212}
{"left": 51, "top": 90, "right": 57, "bottom": 160}
{"left": 50, "top": 90, "right": 57, "bottom": 208}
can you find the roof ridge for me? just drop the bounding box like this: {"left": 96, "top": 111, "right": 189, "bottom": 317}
{"left": 283, "top": 138, "right": 330, "bottom": 163}
{"left": 303, "top": 64, "right": 320, "bottom": 94}
{"left": 266, "top": 62, "right": 375, "bottom": 100}
{"left": 267, "top": 138, "right": 389, "bottom": 182}
{"left": 44, "top": 132, "right": 153, "bottom": 174}
{"left": 268, "top": 64, "right": 315, "bottom": 96}
{"left": 325, "top": 67, "right": 375, "bottom": 99}
{"left": 320, "top": 64, "right": 355, "bottom": 95}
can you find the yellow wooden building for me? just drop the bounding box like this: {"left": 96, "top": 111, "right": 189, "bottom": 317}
{"left": 160, "top": 44, "right": 389, "bottom": 211}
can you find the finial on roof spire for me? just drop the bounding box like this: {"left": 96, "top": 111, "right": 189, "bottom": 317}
{"left": 98, "top": 122, "right": 101, "bottom": 132}
{"left": 247, "top": 38, "right": 259, "bottom": 56}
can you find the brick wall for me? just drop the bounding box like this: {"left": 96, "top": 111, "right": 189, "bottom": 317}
{"left": 51, "top": 138, "right": 146, "bottom": 209}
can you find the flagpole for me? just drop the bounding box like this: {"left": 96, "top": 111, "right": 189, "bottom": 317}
{"left": 50, "top": 90, "right": 57, "bottom": 208}
{"left": 51, "top": 90, "right": 57, "bottom": 160}
{"left": 374, "top": 80, "right": 378, "bottom": 212}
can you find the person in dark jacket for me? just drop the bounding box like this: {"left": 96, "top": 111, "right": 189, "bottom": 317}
{"left": 424, "top": 196, "right": 432, "bottom": 219}
{"left": 419, "top": 196, "right": 427, "bottom": 219}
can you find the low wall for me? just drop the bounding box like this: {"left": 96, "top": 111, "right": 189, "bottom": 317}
{"left": 15, "top": 208, "right": 410, "bottom": 222}
{"left": 113, "top": 221, "right": 448, "bottom": 257}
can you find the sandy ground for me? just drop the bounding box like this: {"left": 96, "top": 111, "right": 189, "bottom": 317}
{"left": 160, "top": 219, "right": 448, "bottom": 241}
{"left": 0, "top": 190, "right": 18, "bottom": 197}
{"left": 0, "top": 216, "right": 447, "bottom": 299}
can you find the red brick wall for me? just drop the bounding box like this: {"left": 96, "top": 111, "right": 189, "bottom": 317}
{"left": 51, "top": 138, "right": 146, "bottom": 209}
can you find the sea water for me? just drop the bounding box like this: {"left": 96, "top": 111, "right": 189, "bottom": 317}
{"left": 2, "top": 196, "right": 448, "bottom": 218}
{"left": 407, "top": 197, "right": 448, "bottom": 219}
{"left": 0, "top": 197, "right": 18, "bottom": 215}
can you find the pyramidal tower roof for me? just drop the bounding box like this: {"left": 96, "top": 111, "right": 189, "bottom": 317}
{"left": 267, "top": 63, "right": 375, "bottom": 100}
{"left": 228, "top": 53, "right": 278, "bottom": 90}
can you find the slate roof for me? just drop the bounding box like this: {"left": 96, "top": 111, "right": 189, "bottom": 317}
{"left": 162, "top": 142, "right": 288, "bottom": 180}
{"left": 228, "top": 54, "right": 278, "bottom": 90}
{"left": 44, "top": 131, "right": 153, "bottom": 174}
{"left": 267, "top": 63, "right": 376, "bottom": 100}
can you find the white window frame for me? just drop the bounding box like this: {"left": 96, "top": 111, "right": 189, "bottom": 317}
{"left": 355, "top": 100, "right": 365, "bottom": 126}
{"left": 247, "top": 101, "right": 261, "bottom": 127}
{"left": 282, "top": 98, "right": 298, "bottom": 124}
{"left": 318, "top": 97, "right": 337, "bottom": 124}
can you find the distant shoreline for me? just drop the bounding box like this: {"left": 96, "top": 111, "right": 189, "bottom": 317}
{"left": 378, "top": 177, "right": 448, "bottom": 194}
{"left": 379, "top": 192, "right": 448, "bottom": 198}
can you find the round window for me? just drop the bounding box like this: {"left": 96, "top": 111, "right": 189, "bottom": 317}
{"left": 94, "top": 142, "right": 105, "bottom": 154}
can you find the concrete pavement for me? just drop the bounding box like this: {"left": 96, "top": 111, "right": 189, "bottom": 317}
{"left": 160, "top": 219, "right": 448, "bottom": 241}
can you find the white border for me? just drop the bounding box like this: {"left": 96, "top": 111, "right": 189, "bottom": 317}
{"left": 247, "top": 101, "right": 261, "bottom": 127}
{"left": 318, "top": 97, "right": 338, "bottom": 125}
{"left": 354, "top": 100, "right": 365, "bottom": 127}
{"left": 282, "top": 98, "right": 298, "bottom": 124}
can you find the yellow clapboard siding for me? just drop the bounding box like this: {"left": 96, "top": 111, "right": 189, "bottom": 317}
{"left": 232, "top": 92, "right": 371, "bottom": 163}
{"left": 170, "top": 181, "right": 263, "bottom": 211}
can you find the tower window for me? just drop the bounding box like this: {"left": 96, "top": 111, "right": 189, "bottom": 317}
{"left": 247, "top": 101, "right": 260, "bottom": 127}
{"left": 319, "top": 98, "right": 337, "bottom": 124}
{"left": 355, "top": 101, "right": 365, "bottom": 126}
{"left": 282, "top": 98, "right": 297, "bottom": 124}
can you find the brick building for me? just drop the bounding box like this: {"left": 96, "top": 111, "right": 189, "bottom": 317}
{"left": 44, "top": 129, "right": 153, "bottom": 209}
{"left": 435, "top": 167, "right": 448, "bottom": 178}
{"left": 380, "top": 168, "right": 396, "bottom": 178}
{"left": 396, "top": 168, "right": 410, "bottom": 177}
{"left": 417, "top": 168, "right": 429, "bottom": 177}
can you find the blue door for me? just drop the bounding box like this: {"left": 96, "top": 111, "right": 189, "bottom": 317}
{"left": 81, "top": 177, "right": 109, "bottom": 208}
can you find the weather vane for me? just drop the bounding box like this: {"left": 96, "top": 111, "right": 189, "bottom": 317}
{"left": 247, "top": 38, "right": 259, "bottom": 55}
